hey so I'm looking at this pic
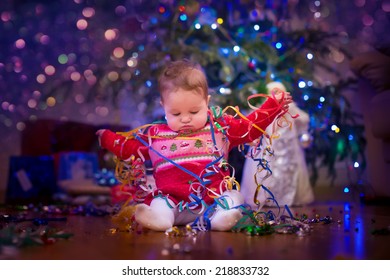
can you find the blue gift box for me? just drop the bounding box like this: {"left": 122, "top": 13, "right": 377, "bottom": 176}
{"left": 56, "top": 152, "right": 99, "bottom": 181}
{"left": 6, "top": 155, "right": 58, "bottom": 203}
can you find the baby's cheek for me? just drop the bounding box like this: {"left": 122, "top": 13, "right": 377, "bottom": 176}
{"left": 167, "top": 119, "right": 179, "bottom": 131}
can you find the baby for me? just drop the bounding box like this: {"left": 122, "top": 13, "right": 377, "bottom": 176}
{"left": 97, "top": 59, "right": 291, "bottom": 231}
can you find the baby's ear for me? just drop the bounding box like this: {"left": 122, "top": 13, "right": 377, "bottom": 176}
{"left": 207, "top": 95, "right": 211, "bottom": 105}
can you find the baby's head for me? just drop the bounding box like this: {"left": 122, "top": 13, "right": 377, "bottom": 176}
{"left": 158, "top": 59, "right": 210, "bottom": 132}
{"left": 158, "top": 59, "right": 209, "bottom": 101}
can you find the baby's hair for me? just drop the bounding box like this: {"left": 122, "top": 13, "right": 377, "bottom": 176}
{"left": 158, "top": 59, "right": 209, "bottom": 101}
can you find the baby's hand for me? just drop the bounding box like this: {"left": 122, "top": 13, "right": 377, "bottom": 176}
{"left": 96, "top": 129, "right": 106, "bottom": 146}
{"left": 274, "top": 90, "right": 292, "bottom": 110}
{"left": 96, "top": 129, "right": 106, "bottom": 137}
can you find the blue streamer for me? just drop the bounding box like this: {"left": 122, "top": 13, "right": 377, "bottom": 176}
{"left": 284, "top": 204, "right": 294, "bottom": 219}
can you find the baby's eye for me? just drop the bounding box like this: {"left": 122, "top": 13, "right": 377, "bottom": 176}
{"left": 172, "top": 113, "right": 180, "bottom": 116}
{"left": 190, "top": 111, "right": 199, "bottom": 115}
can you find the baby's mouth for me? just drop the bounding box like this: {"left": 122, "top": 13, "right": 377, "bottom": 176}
{"left": 179, "top": 126, "right": 193, "bottom": 133}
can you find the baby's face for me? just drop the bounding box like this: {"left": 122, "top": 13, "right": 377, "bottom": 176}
{"left": 161, "top": 88, "right": 210, "bottom": 132}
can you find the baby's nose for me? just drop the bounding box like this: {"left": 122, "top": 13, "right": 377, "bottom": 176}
{"left": 181, "top": 115, "right": 191, "bottom": 123}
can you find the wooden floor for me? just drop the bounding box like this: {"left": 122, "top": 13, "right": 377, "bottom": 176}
{"left": 1, "top": 201, "right": 390, "bottom": 260}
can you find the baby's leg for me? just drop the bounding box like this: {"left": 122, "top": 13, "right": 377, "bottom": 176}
{"left": 210, "top": 190, "right": 244, "bottom": 231}
{"left": 135, "top": 197, "right": 174, "bottom": 231}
